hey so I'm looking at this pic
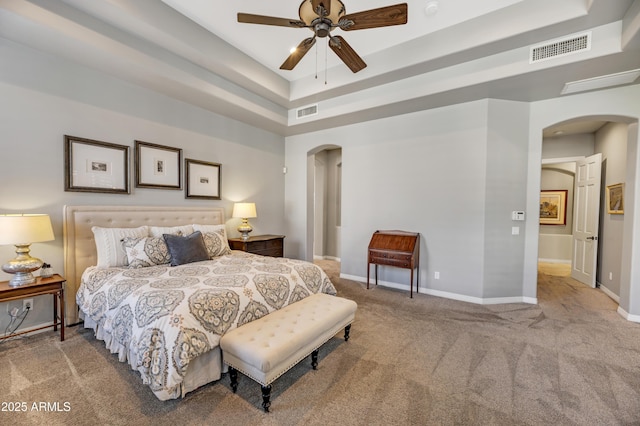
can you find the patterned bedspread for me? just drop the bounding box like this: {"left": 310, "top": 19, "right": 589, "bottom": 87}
{"left": 76, "top": 251, "right": 337, "bottom": 400}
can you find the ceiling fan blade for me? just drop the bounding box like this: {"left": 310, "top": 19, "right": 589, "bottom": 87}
{"left": 329, "top": 36, "right": 367, "bottom": 73}
{"left": 237, "top": 13, "right": 306, "bottom": 28}
{"left": 339, "top": 3, "right": 408, "bottom": 31}
{"left": 280, "top": 37, "right": 317, "bottom": 70}
{"left": 311, "top": 0, "right": 331, "bottom": 17}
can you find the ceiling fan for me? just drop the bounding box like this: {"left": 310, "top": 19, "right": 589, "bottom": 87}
{"left": 238, "top": 1, "right": 408, "bottom": 73}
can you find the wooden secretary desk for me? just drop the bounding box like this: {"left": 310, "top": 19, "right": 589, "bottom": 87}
{"left": 367, "top": 230, "right": 420, "bottom": 298}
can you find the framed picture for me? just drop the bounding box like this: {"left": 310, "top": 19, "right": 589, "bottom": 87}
{"left": 64, "top": 135, "right": 129, "bottom": 194}
{"left": 606, "top": 183, "right": 624, "bottom": 214}
{"left": 185, "top": 158, "right": 221, "bottom": 199}
{"left": 135, "top": 140, "right": 182, "bottom": 189}
{"left": 540, "top": 190, "right": 567, "bottom": 225}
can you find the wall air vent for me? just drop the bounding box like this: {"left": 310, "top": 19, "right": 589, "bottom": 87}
{"left": 530, "top": 32, "right": 591, "bottom": 64}
{"left": 296, "top": 104, "right": 318, "bottom": 119}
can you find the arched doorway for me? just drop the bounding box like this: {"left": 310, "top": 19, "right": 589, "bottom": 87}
{"left": 537, "top": 116, "right": 636, "bottom": 308}
{"left": 306, "top": 144, "right": 342, "bottom": 264}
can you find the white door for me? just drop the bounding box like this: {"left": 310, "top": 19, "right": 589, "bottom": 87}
{"left": 571, "top": 153, "right": 602, "bottom": 287}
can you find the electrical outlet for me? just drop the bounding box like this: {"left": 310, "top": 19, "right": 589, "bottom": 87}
{"left": 434, "top": 271, "right": 440, "bottom": 279}
{"left": 23, "top": 298, "right": 34, "bottom": 312}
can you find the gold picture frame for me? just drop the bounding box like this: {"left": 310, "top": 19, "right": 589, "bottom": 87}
{"left": 606, "top": 183, "right": 624, "bottom": 214}
{"left": 540, "top": 190, "right": 567, "bottom": 225}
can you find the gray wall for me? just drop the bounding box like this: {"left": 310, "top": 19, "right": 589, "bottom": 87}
{"left": 542, "top": 134, "right": 595, "bottom": 159}
{"left": 286, "top": 99, "right": 531, "bottom": 303}
{"left": 0, "top": 40, "right": 285, "bottom": 333}
{"left": 287, "top": 84, "right": 640, "bottom": 313}
{"left": 595, "top": 122, "right": 628, "bottom": 296}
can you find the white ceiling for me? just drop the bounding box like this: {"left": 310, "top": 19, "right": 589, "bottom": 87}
{"left": 160, "top": 0, "right": 523, "bottom": 82}
{"left": 1, "top": 0, "right": 639, "bottom": 136}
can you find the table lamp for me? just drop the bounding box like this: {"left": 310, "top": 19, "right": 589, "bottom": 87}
{"left": 232, "top": 203, "right": 257, "bottom": 241}
{"left": 0, "top": 214, "right": 55, "bottom": 287}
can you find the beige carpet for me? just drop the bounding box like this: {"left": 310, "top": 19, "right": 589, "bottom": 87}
{"left": 1, "top": 261, "right": 640, "bottom": 425}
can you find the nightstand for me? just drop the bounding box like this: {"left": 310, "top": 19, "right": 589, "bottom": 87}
{"left": 0, "top": 274, "right": 65, "bottom": 341}
{"left": 228, "top": 235, "right": 285, "bottom": 257}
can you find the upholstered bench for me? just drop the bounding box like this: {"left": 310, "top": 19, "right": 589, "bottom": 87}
{"left": 220, "top": 292, "right": 357, "bottom": 412}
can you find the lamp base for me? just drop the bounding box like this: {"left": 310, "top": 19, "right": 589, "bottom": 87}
{"left": 237, "top": 219, "right": 253, "bottom": 241}
{"left": 8, "top": 272, "right": 37, "bottom": 287}
{"left": 2, "top": 243, "right": 43, "bottom": 287}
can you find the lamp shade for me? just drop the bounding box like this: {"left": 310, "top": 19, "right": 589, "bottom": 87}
{"left": 232, "top": 203, "right": 257, "bottom": 219}
{"left": 0, "top": 214, "right": 55, "bottom": 245}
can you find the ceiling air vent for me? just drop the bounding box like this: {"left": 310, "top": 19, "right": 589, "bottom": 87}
{"left": 530, "top": 32, "right": 591, "bottom": 64}
{"left": 296, "top": 104, "right": 318, "bottom": 119}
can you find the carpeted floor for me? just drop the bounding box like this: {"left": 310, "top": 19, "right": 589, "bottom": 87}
{"left": 1, "top": 261, "right": 639, "bottom": 425}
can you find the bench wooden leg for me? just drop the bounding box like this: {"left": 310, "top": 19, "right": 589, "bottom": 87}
{"left": 229, "top": 366, "right": 238, "bottom": 393}
{"left": 261, "top": 384, "right": 272, "bottom": 412}
{"left": 311, "top": 349, "right": 319, "bottom": 370}
{"left": 344, "top": 324, "right": 351, "bottom": 341}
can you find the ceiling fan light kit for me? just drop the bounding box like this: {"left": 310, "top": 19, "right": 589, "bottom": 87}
{"left": 238, "top": 1, "right": 408, "bottom": 73}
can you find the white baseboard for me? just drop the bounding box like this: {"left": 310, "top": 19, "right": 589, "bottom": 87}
{"left": 314, "top": 255, "right": 341, "bottom": 262}
{"left": 538, "top": 258, "right": 571, "bottom": 264}
{"left": 617, "top": 306, "right": 640, "bottom": 323}
{"left": 340, "top": 274, "right": 537, "bottom": 305}
{"left": 598, "top": 283, "right": 620, "bottom": 303}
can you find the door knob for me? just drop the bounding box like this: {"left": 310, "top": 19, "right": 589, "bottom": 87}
{"left": 586, "top": 236, "right": 598, "bottom": 240}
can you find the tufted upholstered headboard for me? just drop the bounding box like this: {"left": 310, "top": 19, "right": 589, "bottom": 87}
{"left": 63, "top": 205, "right": 226, "bottom": 324}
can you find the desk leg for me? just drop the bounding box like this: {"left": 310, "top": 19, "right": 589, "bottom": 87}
{"left": 59, "top": 288, "right": 65, "bottom": 341}
{"left": 375, "top": 264, "right": 378, "bottom": 286}
{"left": 366, "top": 262, "right": 370, "bottom": 290}
{"left": 410, "top": 268, "right": 414, "bottom": 298}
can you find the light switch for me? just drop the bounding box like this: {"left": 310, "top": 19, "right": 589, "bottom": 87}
{"left": 512, "top": 226, "right": 520, "bottom": 235}
{"left": 512, "top": 211, "right": 525, "bottom": 221}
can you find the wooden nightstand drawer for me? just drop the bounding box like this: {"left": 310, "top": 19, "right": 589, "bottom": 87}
{"left": 228, "top": 235, "right": 285, "bottom": 258}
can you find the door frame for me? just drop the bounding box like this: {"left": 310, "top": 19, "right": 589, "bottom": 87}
{"left": 526, "top": 113, "right": 638, "bottom": 320}
{"left": 539, "top": 156, "right": 583, "bottom": 278}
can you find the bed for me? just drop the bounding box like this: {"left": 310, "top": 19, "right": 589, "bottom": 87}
{"left": 63, "top": 205, "right": 337, "bottom": 400}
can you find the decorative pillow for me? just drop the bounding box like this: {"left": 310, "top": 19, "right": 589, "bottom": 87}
{"left": 163, "top": 231, "right": 209, "bottom": 266}
{"left": 192, "top": 224, "right": 231, "bottom": 257}
{"left": 122, "top": 236, "right": 171, "bottom": 268}
{"left": 201, "top": 230, "right": 232, "bottom": 258}
{"left": 92, "top": 226, "right": 149, "bottom": 268}
{"left": 149, "top": 225, "right": 193, "bottom": 237}
{"left": 192, "top": 224, "right": 226, "bottom": 234}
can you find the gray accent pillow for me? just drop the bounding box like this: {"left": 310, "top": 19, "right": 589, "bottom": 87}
{"left": 163, "top": 231, "right": 209, "bottom": 266}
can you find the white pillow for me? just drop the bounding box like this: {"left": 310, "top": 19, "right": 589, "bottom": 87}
{"left": 92, "top": 225, "right": 149, "bottom": 268}
{"left": 149, "top": 225, "right": 194, "bottom": 237}
{"left": 192, "top": 224, "right": 226, "bottom": 234}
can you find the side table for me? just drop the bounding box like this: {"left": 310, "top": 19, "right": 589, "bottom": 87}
{"left": 228, "top": 235, "right": 285, "bottom": 257}
{"left": 0, "top": 274, "right": 65, "bottom": 341}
